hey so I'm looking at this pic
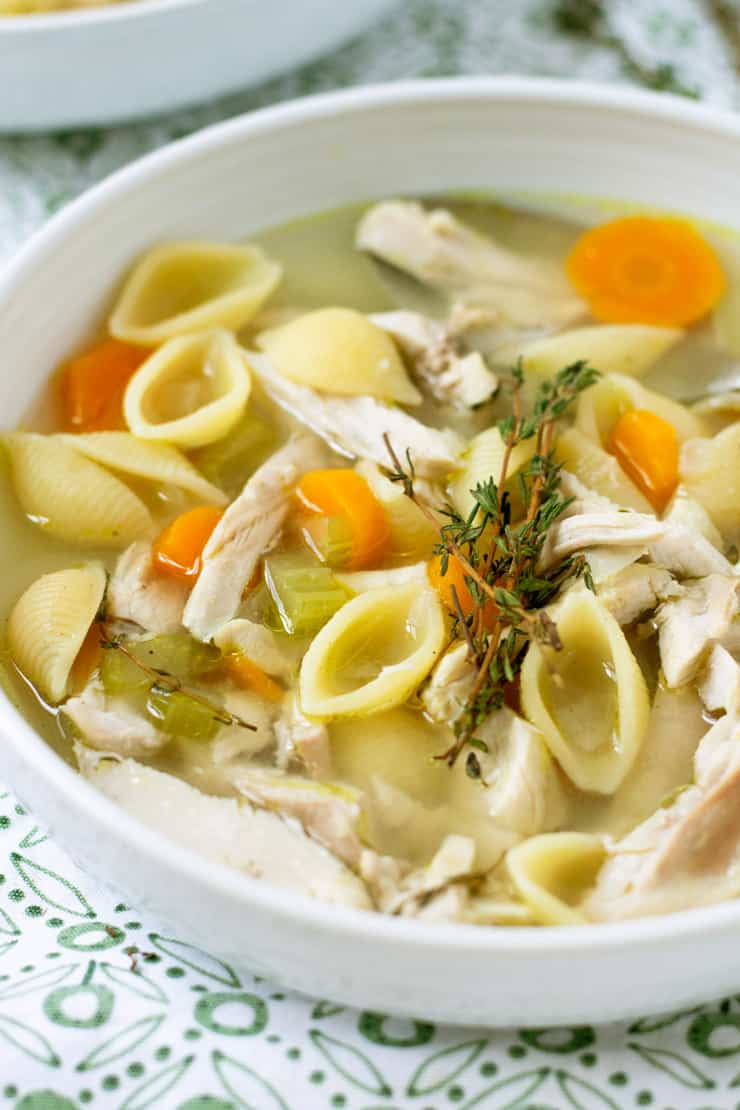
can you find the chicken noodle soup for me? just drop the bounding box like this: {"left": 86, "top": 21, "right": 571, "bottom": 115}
{"left": 2, "top": 197, "right": 738, "bottom": 925}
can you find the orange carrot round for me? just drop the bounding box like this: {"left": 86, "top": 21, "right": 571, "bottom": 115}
{"left": 62, "top": 338, "right": 149, "bottom": 433}
{"left": 427, "top": 553, "right": 498, "bottom": 629}
{"left": 152, "top": 506, "right": 223, "bottom": 583}
{"left": 566, "top": 215, "right": 726, "bottom": 327}
{"left": 295, "top": 469, "right": 389, "bottom": 570}
{"left": 608, "top": 408, "right": 679, "bottom": 511}
{"left": 224, "top": 653, "right": 284, "bottom": 703}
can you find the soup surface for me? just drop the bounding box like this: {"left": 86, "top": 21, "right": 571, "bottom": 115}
{"left": 2, "top": 195, "right": 738, "bottom": 925}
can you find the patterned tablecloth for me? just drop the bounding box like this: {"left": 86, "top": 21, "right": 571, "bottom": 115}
{"left": 2, "top": 1, "right": 740, "bottom": 1105}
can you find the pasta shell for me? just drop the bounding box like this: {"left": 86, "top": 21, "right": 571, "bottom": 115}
{"left": 576, "top": 372, "right": 706, "bottom": 446}
{"left": 4, "top": 433, "right": 151, "bottom": 547}
{"left": 257, "top": 307, "right": 422, "bottom": 406}
{"left": 300, "top": 582, "right": 446, "bottom": 719}
{"left": 554, "top": 426, "right": 654, "bottom": 514}
{"left": 122, "top": 330, "right": 251, "bottom": 448}
{"left": 451, "top": 427, "right": 535, "bottom": 520}
{"left": 59, "top": 431, "right": 227, "bottom": 506}
{"left": 520, "top": 588, "right": 650, "bottom": 794}
{"left": 501, "top": 324, "right": 682, "bottom": 382}
{"left": 8, "top": 563, "right": 106, "bottom": 705}
{"left": 679, "top": 423, "right": 740, "bottom": 542}
{"left": 355, "top": 460, "right": 437, "bottom": 559}
{"left": 506, "top": 833, "right": 606, "bottom": 925}
{"left": 110, "top": 241, "right": 282, "bottom": 345}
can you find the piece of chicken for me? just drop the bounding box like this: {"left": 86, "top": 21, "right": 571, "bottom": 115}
{"left": 213, "top": 619, "right": 292, "bottom": 679}
{"left": 231, "top": 767, "right": 364, "bottom": 866}
{"left": 274, "top": 694, "right": 332, "bottom": 778}
{"left": 539, "top": 510, "right": 665, "bottom": 571}
{"left": 248, "top": 351, "right": 460, "bottom": 481}
{"left": 106, "top": 541, "right": 189, "bottom": 635}
{"left": 77, "top": 750, "right": 372, "bottom": 910}
{"left": 357, "top": 201, "right": 585, "bottom": 329}
{"left": 370, "top": 309, "right": 499, "bottom": 408}
{"left": 421, "top": 641, "right": 476, "bottom": 726}
{"left": 184, "top": 436, "right": 324, "bottom": 642}
{"left": 598, "top": 563, "right": 679, "bottom": 626}
{"left": 699, "top": 643, "right": 740, "bottom": 715}
{"left": 656, "top": 574, "right": 739, "bottom": 688}
{"left": 63, "top": 683, "right": 167, "bottom": 760}
{"left": 585, "top": 711, "right": 740, "bottom": 921}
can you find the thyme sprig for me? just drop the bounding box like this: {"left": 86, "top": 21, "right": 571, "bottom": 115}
{"left": 385, "top": 359, "right": 599, "bottom": 769}
{"left": 99, "top": 636, "right": 257, "bottom": 732}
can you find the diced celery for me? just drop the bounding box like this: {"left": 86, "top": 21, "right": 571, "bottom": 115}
{"left": 130, "top": 634, "right": 221, "bottom": 682}
{"left": 191, "top": 413, "right": 276, "bottom": 498}
{"left": 263, "top": 554, "right": 351, "bottom": 635}
{"left": 100, "top": 649, "right": 150, "bottom": 697}
{"left": 301, "top": 514, "right": 354, "bottom": 568}
{"left": 146, "top": 687, "right": 223, "bottom": 741}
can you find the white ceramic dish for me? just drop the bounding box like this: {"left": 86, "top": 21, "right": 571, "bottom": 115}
{"left": 1, "top": 78, "right": 739, "bottom": 1026}
{"left": 0, "top": 0, "right": 395, "bottom": 131}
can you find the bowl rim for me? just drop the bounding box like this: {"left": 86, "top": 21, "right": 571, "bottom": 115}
{"left": 3, "top": 74, "right": 740, "bottom": 955}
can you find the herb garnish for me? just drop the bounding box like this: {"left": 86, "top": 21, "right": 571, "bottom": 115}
{"left": 385, "top": 359, "right": 599, "bottom": 767}
{"left": 99, "top": 636, "right": 257, "bottom": 732}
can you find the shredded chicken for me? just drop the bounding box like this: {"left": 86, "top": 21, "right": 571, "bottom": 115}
{"left": 649, "top": 524, "right": 735, "bottom": 579}
{"left": 539, "top": 510, "right": 664, "bottom": 571}
{"left": 248, "top": 351, "right": 460, "bottom": 480}
{"left": 232, "top": 767, "right": 364, "bottom": 866}
{"left": 107, "top": 541, "right": 189, "bottom": 635}
{"left": 586, "top": 710, "right": 740, "bottom": 921}
{"left": 599, "top": 563, "right": 679, "bottom": 626}
{"left": 77, "top": 751, "right": 372, "bottom": 909}
{"left": 213, "top": 619, "right": 292, "bottom": 679}
{"left": 656, "top": 574, "right": 740, "bottom": 687}
{"left": 698, "top": 644, "right": 740, "bottom": 715}
{"left": 370, "top": 309, "right": 499, "bottom": 408}
{"left": 184, "top": 436, "right": 324, "bottom": 642}
{"left": 63, "top": 683, "right": 167, "bottom": 759}
{"left": 274, "top": 695, "right": 332, "bottom": 778}
{"left": 421, "top": 641, "right": 476, "bottom": 726}
{"left": 357, "top": 201, "right": 585, "bottom": 328}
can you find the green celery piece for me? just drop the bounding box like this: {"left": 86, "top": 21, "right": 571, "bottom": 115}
{"left": 302, "top": 513, "right": 354, "bottom": 568}
{"left": 263, "top": 554, "right": 351, "bottom": 635}
{"left": 130, "top": 634, "right": 221, "bottom": 682}
{"left": 100, "top": 649, "right": 150, "bottom": 697}
{"left": 146, "top": 687, "right": 223, "bottom": 741}
{"left": 191, "top": 413, "right": 276, "bottom": 498}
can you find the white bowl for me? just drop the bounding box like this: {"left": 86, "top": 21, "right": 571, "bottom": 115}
{"left": 1, "top": 78, "right": 739, "bottom": 1027}
{"left": 0, "top": 0, "right": 394, "bottom": 131}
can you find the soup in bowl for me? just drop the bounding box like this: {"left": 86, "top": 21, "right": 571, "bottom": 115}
{"left": 0, "top": 80, "right": 738, "bottom": 1024}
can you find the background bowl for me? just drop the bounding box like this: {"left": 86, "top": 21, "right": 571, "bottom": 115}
{"left": 0, "top": 0, "right": 395, "bottom": 131}
{"left": 1, "top": 78, "right": 739, "bottom": 1026}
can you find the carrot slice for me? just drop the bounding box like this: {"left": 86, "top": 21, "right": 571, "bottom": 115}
{"left": 295, "top": 469, "right": 389, "bottom": 570}
{"left": 608, "top": 408, "right": 679, "bottom": 511}
{"left": 427, "top": 553, "right": 498, "bottom": 629}
{"left": 68, "top": 621, "right": 103, "bottom": 694}
{"left": 224, "top": 653, "right": 284, "bottom": 703}
{"left": 62, "top": 338, "right": 149, "bottom": 433}
{"left": 566, "top": 215, "right": 726, "bottom": 327}
{"left": 152, "top": 506, "right": 224, "bottom": 583}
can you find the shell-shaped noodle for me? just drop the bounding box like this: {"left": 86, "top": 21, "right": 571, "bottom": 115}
{"left": 4, "top": 433, "right": 152, "bottom": 547}
{"left": 110, "top": 241, "right": 282, "bottom": 345}
{"left": 257, "top": 307, "right": 422, "bottom": 406}
{"left": 355, "top": 460, "right": 437, "bottom": 560}
{"left": 451, "top": 427, "right": 535, "bottom": 520}
{"left": 123, "top": 330, "right": 251, "bottom": 449}
{"left": 520, "top": 589, "right": 650, "bottom": 794}
{"left": 59, "top": 432, "right": 227, "bottom": 506}
{"left": 300, "top": 582, "right": 446, "bottom": 719}
{"left": 679, "top": 423, "right": 740, "bottom": 542}
{"left": 554, "top": 427, "right": 654, "bottom": 514}
{"left": 506, "top": 833, "right": 606, "bottom": 925}
{"left": 576, "top": 372, "right": 706, "bottom": 446}
{"left": 8, "top": 563, "right": 106, "bottom": 705}
{"left": 501, "top": 324, "right": 682, "bottom": 383}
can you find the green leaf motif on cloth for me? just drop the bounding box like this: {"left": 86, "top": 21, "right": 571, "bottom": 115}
{"left": 212, "top": 1049, "right": 288, "bottom": 1109}
{"left": 406, "top": 1038, "right": 486, "bottom": 1095}
{"left": 10, "top": 852, "right": 94, "bottom": 917}
{"left": 100, "top": 961, "right": 168, "bottom": 1003}
{"left": 555, "top": 1068, "right": 621, "bottom": 1109}
{"left": 76, "top": 1013, "right": 165, "bottom": 1072}
{"left": 461, "top": 1066, "right": 550, "bottom": 1108}
{"left": 119, "top": 1054, "right": 195, "bottom": 1110}
{"left": 310, "top": 1030, "right": 392, "bottom": 1096}
{"left": 629, "top": 1042, "right": 715, "bottom": 1089}
{"left": 358, "top": 1012, "right": 435, "bottom": 1048}
{"left": 0, "top": 1014, "right": 61, "bottom": 1066}
{"left": 149, "top": 935, "right": 241, "bottom": 987}
{"left": 194, "top": 991, "right": 268, "bottom": 1036}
